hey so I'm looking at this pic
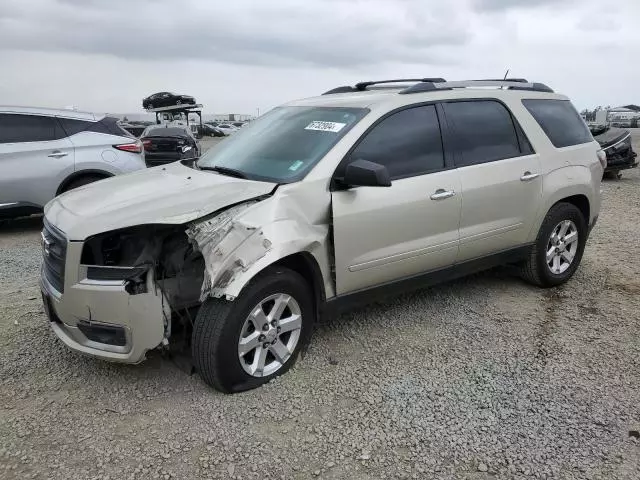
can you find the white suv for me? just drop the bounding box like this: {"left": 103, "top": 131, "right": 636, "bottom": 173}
{"left": 0, "top": 106, "right": 146, "bottom": 218}
{"left": 39, "top": 79, "right": 603, "bottom": 393}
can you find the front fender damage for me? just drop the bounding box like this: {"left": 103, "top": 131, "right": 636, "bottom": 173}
{"left": 186, "top": 202, "right": 272, "bottom": 300}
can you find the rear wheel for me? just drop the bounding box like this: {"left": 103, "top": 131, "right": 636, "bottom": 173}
{"left": 61, "top": 175, "right": 107, "bottom": 193}
{"left": 604, "top": 170, "right": 622, "bottom": 180}
{"left": 520, "top": 202, "right": 587, "bottom": 287}
{"left": 192, "top": 267, "right": 313, "bottom": 393}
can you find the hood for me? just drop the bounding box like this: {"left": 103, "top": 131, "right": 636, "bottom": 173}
{"left": 44, "top": 161, "right": 276, "bottom": 240}
{"left": 593, "top": 127, "right": 629, "bottom": 148}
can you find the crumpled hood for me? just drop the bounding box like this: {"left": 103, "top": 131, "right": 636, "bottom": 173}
{"left": 44, "top": 161, "right": 276, "bottom": 240}
{"left": 593, "top": 127, "right": 629, "bottom": 148}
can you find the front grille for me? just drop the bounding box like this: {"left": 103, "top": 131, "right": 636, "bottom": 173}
{"left": 42, "top": 218, "right": 67, "bottom": 293}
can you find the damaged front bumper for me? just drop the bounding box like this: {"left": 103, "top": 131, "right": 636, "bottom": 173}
{"left": 41, "top": 240, "right": 169, "bottom": 364}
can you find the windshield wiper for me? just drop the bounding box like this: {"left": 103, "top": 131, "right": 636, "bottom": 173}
{"left": 199, "top": 165, "right": 248, "bottom": 179}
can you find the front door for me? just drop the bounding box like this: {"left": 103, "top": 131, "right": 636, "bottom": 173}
{"left": 331, "top": 104, "right": 461, "bottom": 295}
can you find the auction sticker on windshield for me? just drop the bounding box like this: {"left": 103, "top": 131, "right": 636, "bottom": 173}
{"left": 305, "top": 121, "right": 346, "bottom": 133}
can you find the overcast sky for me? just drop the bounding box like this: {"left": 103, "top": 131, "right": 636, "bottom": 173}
{"left": 0, "top": 0, "right": 637, "bottom": 115}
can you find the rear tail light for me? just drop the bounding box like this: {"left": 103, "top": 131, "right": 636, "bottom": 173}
{"left": 597, "top": 149, "right": 607, "bottom": 170}
{"left": 113, "top": 140, "right": 142, "bottom": 153}
{"left": 142, "top": 140, "right": 152, "bottom": 150}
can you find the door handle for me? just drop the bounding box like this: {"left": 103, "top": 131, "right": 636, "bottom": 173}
{"left": 520, "top": 171, "right": 539, "bottom": 182}
{"left": 48, "top": 151, "right": 69, "bottom": 158}
{"left": 430, "top": 189, "right": 456, "bottom": 200}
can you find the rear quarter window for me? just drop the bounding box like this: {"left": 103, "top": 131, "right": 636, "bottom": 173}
{"left": 522, "top": 99, "right": 593, "bottom": 148}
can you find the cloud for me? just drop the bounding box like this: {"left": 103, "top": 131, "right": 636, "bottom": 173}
{"left": 473, "top": 0, "right": 573, "bottom": 10}
{"left": 0, "top": 0, "right": 637, "bottom": 113}
{"left": 0, "top": 0, "right": 471, "bottom": 67}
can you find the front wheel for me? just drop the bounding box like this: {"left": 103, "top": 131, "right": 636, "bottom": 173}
{"left": 520, "top": 202, "right": 587, "bottom": 287}
{"left": 192, "top": 267, "right": 313, "bottom": 393}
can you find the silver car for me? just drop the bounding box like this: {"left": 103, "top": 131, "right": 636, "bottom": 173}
{"left": 0, "top": 106, "right": 146, "bottom": 218}
{"left": 40, "top": 79, "right": 604, "bottom": 393}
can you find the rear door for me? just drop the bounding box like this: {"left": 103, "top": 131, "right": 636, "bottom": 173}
{"left": 442, "top": 100, "right": 542, "bottom": 261}
{"left": 0, "top": 113, "right": 75, "bottom": 208}
{"left": 331, "top": 104, "right": 461, "bottom": 294}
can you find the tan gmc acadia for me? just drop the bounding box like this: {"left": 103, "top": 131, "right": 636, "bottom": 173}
{"left": 40, "top": 78, "right": 605, "bottom": 393}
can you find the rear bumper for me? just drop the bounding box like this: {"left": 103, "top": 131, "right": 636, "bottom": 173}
{"left": 40, "top": 240, "right": 169, "bottom": 364}
{"left": 604, "top": 152, "right": 638, "bottom": 172}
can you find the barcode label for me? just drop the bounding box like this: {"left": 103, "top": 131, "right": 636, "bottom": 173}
{"left": 305, "top": 121, "right": 346, "bottom": 133}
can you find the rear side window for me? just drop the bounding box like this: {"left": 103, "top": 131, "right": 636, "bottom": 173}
{"left": 0, "top": 114, "right": 57, "bottom": 143}
{"left": 59, "top": 116, "right": 132, "bottom": 138}
{"left": 348, "top": 105, "right": 444, "bottom": 179}
{"left": 522, "top": 99, "right": 592, "bottom": 148}
{"left": 443, "top": 100, "right": 523, "bottom": 167}
{"left": 58, "top": 118, "right": 91, "bottom": 136}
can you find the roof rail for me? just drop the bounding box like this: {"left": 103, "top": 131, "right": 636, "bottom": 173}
{"left": 323, "top": 78, "right": 554, "bottom": 96}
{"left": 322, "top": 78, "right": 446, "bottom": 95}
{"left": 400, "top": 80, "right": 554, "bottom": 94}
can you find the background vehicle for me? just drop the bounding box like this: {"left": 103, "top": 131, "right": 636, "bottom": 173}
{"left": 40, "top": 78, "right": 602, "bottom": 393}
{"left": 141, "top": 125, "right": 200, "bottom": 167}
{"left": 199, "top": 124, "right": 225, "bottom": 137}
{"left": 215, "top": 123, "right": 238, "bottom": 136}
{"left": 142, "top": 92, "right": 196, "bottom": 110}
{"left": 0, "top": 106, "right": 145, "bottom": 219}
{"left": 589, "top": 124, "right": 637, "bottom": 179}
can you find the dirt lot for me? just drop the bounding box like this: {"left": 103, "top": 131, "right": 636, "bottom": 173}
{"left": 1, "top": 133, "right": 639, "bottom": 480}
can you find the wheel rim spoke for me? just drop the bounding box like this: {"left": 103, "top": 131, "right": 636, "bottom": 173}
{"left": 249, "top": 345, "right": 268, "bottom": 376}
{"left": 250, "top": 306, "right": 269, "bottom": 331}
{"left": 561, "top": 249, "right": 575, "bottom": 263}
{"left": 269, "top": 339, "right": 291, "bottom": 363}
{"left": 558, "top": 220, "right": 571, "bottom": 237}
{"left": 552, "top": 255, "right": 561, "bottom": 273}
{"left": 563, "top": 230, "right": 578, "bottom": 245}
{"left": 238, "top": 332, "right": 261, "bottom": 357}
{"left": 546, "top": 246, "right": 556, "bottom": 263}
{"left": 268, "top": 294, "right": 290, "bottom": 322}
{"left": 279, "top": 314, "right": 302, "bottom": 334}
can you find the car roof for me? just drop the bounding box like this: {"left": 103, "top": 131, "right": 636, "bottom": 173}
{"left": 0, "top": 105, "right": 101, "bottom": 121}
{"left": 284, "top": 80, "right": 568, "bottom": 111}
{"left": 143, "top": 126, "right": 190, "bottom": 137}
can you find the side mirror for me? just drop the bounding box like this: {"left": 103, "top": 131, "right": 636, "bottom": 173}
{"left": 342, "top": 159, "right": 392, "bottom": 188}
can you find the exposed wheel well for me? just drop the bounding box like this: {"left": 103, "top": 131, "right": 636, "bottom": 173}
{"left": 56, "top": 170, "right": 113, "bottom": 195}
{"left": 556, "top": 194, "right": 590, "bottom": 223}
{"left": 271, "top": 252, "right": 326, "bottom": 320}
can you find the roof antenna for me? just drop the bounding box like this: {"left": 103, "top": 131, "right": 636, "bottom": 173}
{"left": 503, "top": 69, "right": 509, "bottom": 80}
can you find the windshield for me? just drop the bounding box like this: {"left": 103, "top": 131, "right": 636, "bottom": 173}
{"left": 197, "top": 106, "right": 367, "bottom": 183}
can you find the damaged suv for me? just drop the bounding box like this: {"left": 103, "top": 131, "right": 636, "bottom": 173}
{"left": 41, "top": 78, "right": 603, "bottom": 393}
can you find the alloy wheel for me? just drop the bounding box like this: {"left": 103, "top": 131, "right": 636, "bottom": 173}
{"left": 237, "top": 293, "right": 302, "bottom": 377}
{"left": 546, "top": 220, "right": 579, "bottom": 274}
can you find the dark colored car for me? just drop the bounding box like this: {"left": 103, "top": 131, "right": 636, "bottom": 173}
{"left": 199, "top": 124, "right": 225, "bottom": 137}
{"left": 142, "top": 92, "right": 196, "bottom": 110}
{"left": 140, "top": 126, "right": 200, "bottom": 167}
{"left": 590, "top": 125, "right": 638, "bottom": 179}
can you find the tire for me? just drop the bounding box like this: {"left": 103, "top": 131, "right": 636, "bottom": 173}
{"left": 192, "top": 267, "right": 313, "bottom": 393}
{"left": 147, "top": 103, "right": 153, "bottom": 109}
{"left": 520, "top": 202, "right": 587, "bottom": 288}
{"left": 604, "top": 170, "right": 622, "bottom": 180}
{"left": 61, "top": 175, "right": 107, "bottom": 193}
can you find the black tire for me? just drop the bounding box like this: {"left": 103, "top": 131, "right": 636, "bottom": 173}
{"left": 192, "top": 267, "right": 313, "bottom": 393}
{"left": 61, "top": 175, "right": 107, "bottom": 193}
{"left": 604, "top": 170, "right": 622, "bottom": 180}
{"left": 147, "top": 103, "right": 153, "bottom": 109}
{"left": 520, "top": 202, "right": 588, "bottom": 288}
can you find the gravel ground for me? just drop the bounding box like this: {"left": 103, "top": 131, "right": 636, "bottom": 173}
{"left": 1, "top": 133, "right": 639, "bottom": 480}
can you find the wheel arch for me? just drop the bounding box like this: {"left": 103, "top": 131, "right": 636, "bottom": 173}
{"left": 56, "top": 169, "right": 114, "bottom": 195}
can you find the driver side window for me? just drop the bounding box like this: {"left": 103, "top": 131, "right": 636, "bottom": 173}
{"left": 348, "top": 105, "right": 445, "bottom": 180}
